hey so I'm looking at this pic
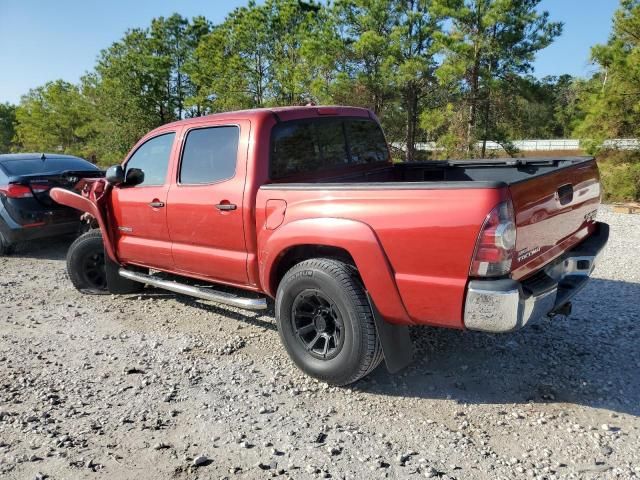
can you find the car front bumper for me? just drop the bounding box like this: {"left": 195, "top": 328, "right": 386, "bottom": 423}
{"left": 463, "top": 222, "right": 609, "bottom": 333}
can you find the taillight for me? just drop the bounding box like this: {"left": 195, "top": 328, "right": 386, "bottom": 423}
{"left": 470, "top": 200, "right": 517, "bottom": 277}
{"left": 0, "top": 184, "right": 49, "bottom": 198}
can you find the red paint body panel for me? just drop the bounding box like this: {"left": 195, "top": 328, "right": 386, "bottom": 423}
{"left": 110, "top": 125, "right": 180, "bottom": 270}
{"left": 49, "top": 180, "right": 118, "bottom": 263}
{"left": 166, "top": 119, "right": 251, "bottom": 284}
{"left": 112, "top": 184, "right": 174, "bottom": 269}
{"left": 49, "top": 106, "right": 603, "bottom": 330}
{"left": 255, "top": 187, "right": 506, "bottom": 328}
{"left": 509, "top": 159, "right": 601, "bottom": 280}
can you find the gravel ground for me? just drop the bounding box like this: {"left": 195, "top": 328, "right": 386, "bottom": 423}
{"left": 0, "top": 207, "right": 639, "bottom": 480}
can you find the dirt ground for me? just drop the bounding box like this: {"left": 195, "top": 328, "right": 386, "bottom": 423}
{"left": 0, "top": 207, "right": 639, "bottom": 480}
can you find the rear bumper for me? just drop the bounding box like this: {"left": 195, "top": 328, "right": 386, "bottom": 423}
{"left": 0, "top": 207, "right": 79, "bottom": 244}
{"left": 463, "top": 222, "right": 609, "bottom": 333}
{"left": 0, "top": 201, "right": 80, "bottom": 244}
{"left": 0, "top": 220, "right": 79, "bottom": 244}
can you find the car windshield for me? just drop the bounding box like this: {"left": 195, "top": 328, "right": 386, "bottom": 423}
{"left": 0, "top": 157, "right": 100, "bottom": 177}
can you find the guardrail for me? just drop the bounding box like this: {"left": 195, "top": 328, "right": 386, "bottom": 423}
{"left": 393, "top": 139, "right": 640, "bottom": 152}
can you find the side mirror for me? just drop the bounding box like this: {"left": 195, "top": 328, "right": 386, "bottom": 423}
{"left": 105, "top": 165, "right": 125, "bottom": 185}
{"left": 125, "top": 168, "right": 145, "bottom": 187}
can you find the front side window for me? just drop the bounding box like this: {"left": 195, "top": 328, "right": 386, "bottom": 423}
{"left": 270, "top": 118, "right": 389, "bottom": 179}
{"left": 125, "top": 132, "right": 175, "bottom": 186}
{"left": 179, "top": 126, "right": 239, "bottom": 184}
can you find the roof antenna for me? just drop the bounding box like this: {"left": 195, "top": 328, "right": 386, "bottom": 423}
{"left": 40, "top": 153, "right": 46, "bottom": 161}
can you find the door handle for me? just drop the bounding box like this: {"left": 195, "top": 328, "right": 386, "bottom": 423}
{"left": 215, "top": 202, "right": 237, "bottom": 211}
{"left": 148, "top": 200, "right": 165, "bottom": 208}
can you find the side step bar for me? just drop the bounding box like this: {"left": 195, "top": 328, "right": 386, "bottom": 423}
{"left": 118, "top": 269, "right": 268, "bottom": 310}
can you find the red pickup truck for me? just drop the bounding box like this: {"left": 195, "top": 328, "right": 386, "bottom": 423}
{"left": 51, "top": 106, "right": 608, "bottom": 385}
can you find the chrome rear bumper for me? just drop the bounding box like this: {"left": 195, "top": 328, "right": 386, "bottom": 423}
{"left": 464, "top": 222, "right": 609, "bottom": 333}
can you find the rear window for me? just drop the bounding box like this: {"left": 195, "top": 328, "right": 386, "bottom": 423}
{"left": 0, "top": 157, "right": 99, "bottom": 177}
{"left": 270, "top": 118, "right": 389, "bottom": 179}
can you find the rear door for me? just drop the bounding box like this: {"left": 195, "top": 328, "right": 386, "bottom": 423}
{"left": 111, "top": 131, "right": 177, "bottom": 270}
{"left": 509, "top": 158, "right": 601, "bottom": 280}
{"left": 166, "top": 121, "right": 249, "bottom": 285}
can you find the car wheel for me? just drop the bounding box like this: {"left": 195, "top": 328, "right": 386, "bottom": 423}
{"left": 66, "top": 229, "right": 110, "bottom": 294}
{"left": 275, "top": 258, "right": 383, "bottom": 386}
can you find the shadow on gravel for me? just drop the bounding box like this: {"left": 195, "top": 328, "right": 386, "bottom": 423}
{"left": 18, "top": 237, "right": 636, "bottom": 417}
{"left": 8, "top": 235, "right": 74, "bottom": 260}
{"left": 356, "top": 278, "right": 640, "bottom": 418}
{"left": 137, "top": 287, "right": 278, "bottom": 332}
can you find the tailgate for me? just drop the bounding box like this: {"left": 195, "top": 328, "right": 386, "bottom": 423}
{"left": 509, "top": 158, "right": 601, "bottom": 280}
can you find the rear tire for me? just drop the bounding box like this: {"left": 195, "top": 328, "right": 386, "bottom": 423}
{"left": 275, "top": 258, "right": 383, "bottom": 386}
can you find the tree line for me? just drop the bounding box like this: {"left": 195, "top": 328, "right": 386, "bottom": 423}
{"left": 0, "top": 0, "right": 639, "bottom": 175}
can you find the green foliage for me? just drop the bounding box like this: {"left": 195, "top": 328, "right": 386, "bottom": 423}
{"left": 0, "top": 103, "right": 16, "bottom": 153}
{"left": 491, "top": 74, "right": 582, "bottom": 140}
{"left": 86, "top": 14, "right": 211, "bottom": 164}
{"left": 574, "top": 0, "right": 640, "bottom": 154}
{"left": 190, "top": 0, "right": 329, "bottom": 113}
{"left": 432, "top": 0, "right": 562, "bottom": 156}
{"left": 330, "top": 1, "right": 445, "bottom": 160}
{"left": 596, "top": 150, "right": 640, "bottom": 202}
{"left": 14, "top": 80, "right": 96, "bottom": 158}
{"left": 3, "top": 0, "right": 635, "bottom": 187}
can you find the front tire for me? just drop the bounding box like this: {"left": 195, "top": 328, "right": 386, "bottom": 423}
{"left": 67, "top": 229, "right": 109, "bottom": 294}
{"left": 67, "top": 229, "right": 145, "bottom": 295}
{"left": 275, "top": 258, "right": 383, "bottom": 386}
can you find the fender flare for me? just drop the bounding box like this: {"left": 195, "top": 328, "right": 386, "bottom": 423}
{"left": 49, "top": 186, "right": 119, "bottom": 264}
{"left": 260, "top": 217, "right": 412, "bottom": 325}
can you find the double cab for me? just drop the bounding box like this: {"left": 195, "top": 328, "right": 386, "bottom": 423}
{"left": 51, "top": 106, "right": 609, "bottom": 385}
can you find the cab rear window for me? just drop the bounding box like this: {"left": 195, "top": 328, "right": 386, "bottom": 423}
{"left": 270, "top": 118, "right": 389, "bottom": 179}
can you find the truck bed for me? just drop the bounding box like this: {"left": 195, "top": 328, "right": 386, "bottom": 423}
{"left": 260, "top": 156, "right": 601, "bottom": 326}
{"left": 265, "top": 156, "right": 594, "bottom": 187}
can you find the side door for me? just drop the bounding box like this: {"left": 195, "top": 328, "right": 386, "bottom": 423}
{"left": 111, "top": 131, "right": 177, "bottom": 270}
{"left": 166, "top": 122, "right": 249, "bottom": 285}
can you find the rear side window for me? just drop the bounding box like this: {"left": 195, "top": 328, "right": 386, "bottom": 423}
{"left": 270, "top": 118, "right": 389, "bottom": 179}
{"left": 125, "top": 132, "right": 175, "bottom": 186}
{"left": 179, "top": 126, "right": 239, "bottom": 184}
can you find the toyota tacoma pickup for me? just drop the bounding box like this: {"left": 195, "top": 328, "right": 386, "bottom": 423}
{"left": 50, "top": 106, "right": 609, "bottom": 385}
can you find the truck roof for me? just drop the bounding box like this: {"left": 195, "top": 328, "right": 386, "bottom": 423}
{"left": 152, "top": 106, "right": 374, "bottom": 133}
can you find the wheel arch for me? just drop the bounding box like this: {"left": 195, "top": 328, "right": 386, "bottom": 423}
{"left": 49, "top": 186, "right": 118, "bottom": 263}
{"left": 260, "top": 217, "right": 412, "bottom": 325}
{"left": 271, "top": 244, "right": 356, "bottom": 293}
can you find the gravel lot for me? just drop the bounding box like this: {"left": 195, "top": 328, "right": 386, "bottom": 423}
{"left": 1, "top": 207, "right": 639, "bottom": 480}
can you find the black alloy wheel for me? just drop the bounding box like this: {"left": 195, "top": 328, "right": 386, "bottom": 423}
{"left": 80, "top": 250, "right": 107, "bottom": 290}
{"left": 275, "top": 258, "right": 383, "bottom": 385}
{"left": 291, "top": 289, "right": 345, "bottom": 360}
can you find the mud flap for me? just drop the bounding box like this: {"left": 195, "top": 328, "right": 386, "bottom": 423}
{"left": 367, "top": 293, "right": 414, "bottom": 374}
{"left": 104, "top": 249, "right": 145, "bottom": 294}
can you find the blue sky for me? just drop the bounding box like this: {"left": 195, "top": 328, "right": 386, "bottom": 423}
{"left": 0, "top": 0, "right": 621, "bottom": 104}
